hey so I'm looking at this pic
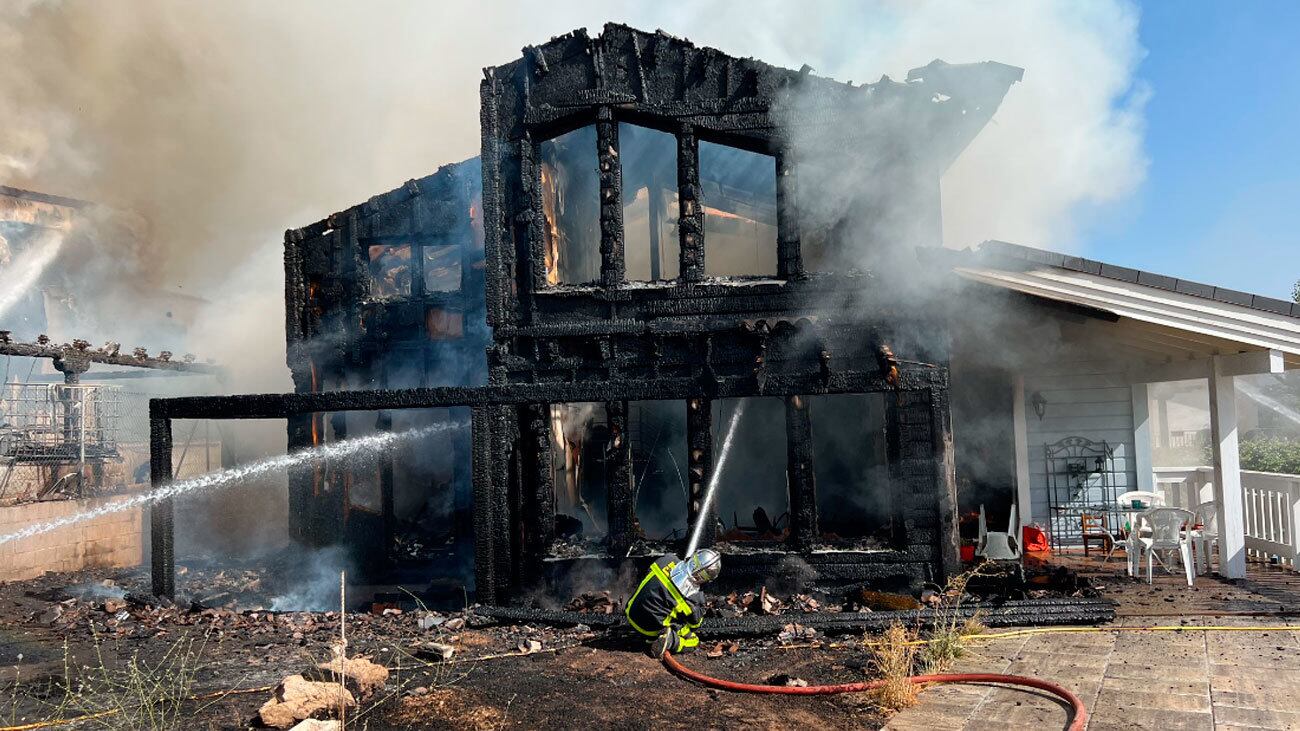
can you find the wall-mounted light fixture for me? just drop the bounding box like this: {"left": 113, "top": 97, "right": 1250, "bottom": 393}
{"left": 1031, "top": 391, "right": 1048, "bottom": 421}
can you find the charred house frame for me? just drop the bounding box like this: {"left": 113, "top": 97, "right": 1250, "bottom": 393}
{"left": 150, "top": 25, "right": 1025, "bottom": 603}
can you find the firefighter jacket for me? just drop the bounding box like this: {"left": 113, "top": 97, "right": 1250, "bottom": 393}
{"left": 625, "top": 555, "right": 704, "bottom": 637}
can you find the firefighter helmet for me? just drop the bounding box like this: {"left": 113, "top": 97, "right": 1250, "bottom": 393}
{"left": 685, "top": 548, "right": 722, "bottom": 584}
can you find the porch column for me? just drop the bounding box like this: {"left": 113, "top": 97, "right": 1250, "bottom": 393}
{"left": 1208, "top": 357, "right": 1246, "bottom": 578}
{"left": 1131, "top": 383, "right": 1154, "bottom": 492}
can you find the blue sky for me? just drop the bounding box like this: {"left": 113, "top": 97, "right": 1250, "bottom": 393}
{"left": 1082, "top": 2, "right": 1300, "bottom": 300}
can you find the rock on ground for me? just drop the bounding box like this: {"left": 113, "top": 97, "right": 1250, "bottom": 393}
{"left": 317, "top": 654, "right": 390, "bottom": 697}
{"left": 258, "top": 675, "right": 356, "bottom": 729}
{"left": 289, "top": 721, "right": 342, "bottom": 731}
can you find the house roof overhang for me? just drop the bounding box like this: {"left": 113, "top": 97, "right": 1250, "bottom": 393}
{"left": 941, "top": 241, "right": 1300, "bottom": 375}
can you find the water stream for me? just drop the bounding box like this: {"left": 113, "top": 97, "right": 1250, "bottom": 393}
{"left": 0, "top": 231, "right": 65, "bottom": 320}
{"left": 1236, "top": 376, "right": 1300, "bottom": 429}
{"left": 685, "top": 401, "right": 746, "bottom": 556}
{"left": 0, "top": 421, "right": 462, "bottom": 547}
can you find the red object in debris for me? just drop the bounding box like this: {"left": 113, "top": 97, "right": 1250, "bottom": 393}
{"left": 1022, "top": 525, "right": 1049, "bottom": 553}
{"left": 960, "top": 545, "right": 976, "bottom": 562}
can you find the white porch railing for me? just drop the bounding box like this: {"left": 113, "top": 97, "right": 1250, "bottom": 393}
{"left": 1154, "top": 466, "right": 1300, "bottom": 571}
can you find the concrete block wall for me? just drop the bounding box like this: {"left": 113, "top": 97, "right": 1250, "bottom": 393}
{"left": 0, "top": 496, "right": 143, "bottom": 582}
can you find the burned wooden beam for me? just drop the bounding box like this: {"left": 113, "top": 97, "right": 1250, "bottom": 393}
{"left": 604, "top": 400, "right": 637, "bottom": 557}
{"left": 930, "top": 384, "right": 962, "bottom": 581}
{"left": 521, "top": 403, "right": 555, "bottom": 573}
{"left": 784, "top": 395, "right": 817, "bottom": 549}
{"left": 476, "top": 596, "right": 1118, "bottom": 636}
{"left": 151, "top": 367, "right": 946, "bottom": 420}
{"left": 596, "top": 107, "right": 624, "bottom": 287}
{"left": 676, "top": 124, "right": 704, "bottom": 283}
{"left": 686, "top": 397, "right": 715, "bottom": 550}
{"left": 775, "top": 149, "right": 802, "bottom": 280}
{"left": 149, "top": 416, "right": 175, "bottom": 598}
{"left": 0, "top": 339, "right": 220, "bottom": 375}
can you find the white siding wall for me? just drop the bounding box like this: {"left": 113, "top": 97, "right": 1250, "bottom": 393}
{"left": 1022, "top": 359, "right": 1138, "bottom": 526}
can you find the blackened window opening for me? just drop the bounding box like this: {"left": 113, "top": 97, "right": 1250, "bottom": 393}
{"left": 712, "top": 397, "right": 789, "bottom": 543}
{"left": 619, "top": 124, "right": 681, "bottom": 282}
{"left": 538, "top": 126, "right": 601, "bottom": 285}
{"left": 423, "top": 245, "right": 461, "bottom": 292}
{"left": 367, "top": 244, "right": 412, "bottom": 298}
{"left": 699, "top": 142, "right": 778, "bottom": 278}
{"left": 808, "top": 393, "right": 894, "bottom": 546}
{"left": 629, "top": 400, "right": 688, "bottom": 542}
{"left": 550, "top": 402, "right": 609, "bottom": 542}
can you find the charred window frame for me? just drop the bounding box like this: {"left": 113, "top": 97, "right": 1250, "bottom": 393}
{"left": 362, "top": 233, "right": 469, "bottom": 302}
{"left": 526, "top": 108, "right": 805, "bottom": 294}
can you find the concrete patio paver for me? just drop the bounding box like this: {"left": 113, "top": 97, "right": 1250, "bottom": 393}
{"left": 884, "top": 557, "right": 1300, "bottom": 730}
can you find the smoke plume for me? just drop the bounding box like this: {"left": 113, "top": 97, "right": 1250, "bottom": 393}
{"left": 2, "top": 0, "right": 1146, "bottom": 384}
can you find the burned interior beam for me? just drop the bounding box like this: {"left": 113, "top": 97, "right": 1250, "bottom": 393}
{"left": 604, "top": 400, "right": 637, "bottom": 556}
{"left": 471, "top": 406, "right": 498, "bottom": 605}
{"left": 784, "top": 395, "right": 817, "bottom": 549}
{"left": 686, "top": 397, "right": 715, "bottom": 549}
{"left": 521, "top": 403, "right": 554, "bottom": 573}
{"left": 775, "top": 149, "right": 802, "bottom": 280}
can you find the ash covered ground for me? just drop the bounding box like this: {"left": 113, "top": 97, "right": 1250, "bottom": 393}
{"left": 0, "top": 563, "right": 901, "bottom": 729}
{"left": 0, "top": 557, "right": 1110, "bottom": 729}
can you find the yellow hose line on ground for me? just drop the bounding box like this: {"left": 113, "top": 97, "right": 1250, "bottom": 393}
{"left": 776, "top": 622, "right": 1300, "bottom": 652}
{"left": 961, "top": 624, "right": 1300, "bottom": 643}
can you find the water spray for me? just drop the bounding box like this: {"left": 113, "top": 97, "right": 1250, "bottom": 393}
{"left": 1237, "top": 377, "right": 1300, "bottom": 429}
{"left": 0, "top": 421, "right": 463, "bottom": 547}
{"left": 685, "top": 402, "right": 746, "bottom": 557}
{"left": 0, "top": 231, "right": 65, "bottom": 320}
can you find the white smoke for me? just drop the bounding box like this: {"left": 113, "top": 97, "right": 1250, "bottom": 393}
{"left": 1, "top": 0, "right": 1147, "bottom": 381}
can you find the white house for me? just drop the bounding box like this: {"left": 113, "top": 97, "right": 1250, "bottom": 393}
{"left": 943, "top": 240, "right": 1300, "bottom": 579}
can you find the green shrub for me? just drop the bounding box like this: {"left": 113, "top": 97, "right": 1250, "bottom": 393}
{"left": 1199, "top": 435, "right": 1300, "bottom": 475}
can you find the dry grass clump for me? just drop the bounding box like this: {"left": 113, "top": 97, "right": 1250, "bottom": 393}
{"left": 387, "top": 688, "right": 506, "bottom": 730}
{"left": 867, "top": 622, "right": 920, "bottom": 710}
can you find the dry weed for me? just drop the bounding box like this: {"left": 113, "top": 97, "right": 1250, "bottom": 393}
{"left": 868, "top": 622, "right": 920, "bottom": 710}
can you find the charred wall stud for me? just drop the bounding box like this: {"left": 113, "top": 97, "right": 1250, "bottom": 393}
{"left": 521, "top": 403, "right": 555, "bottom": 574}
{"left": 775, "top": 149, "right": 802, "bottom": 280}
{"left": 686, "top": 396, "right": 715, "bottom": 550}
{"left": 148, "top": 415, "right": 174, "bottom": 598}
{"left": 784, "top": 394, "right": 817, "bottom": 549}
{"left": 676, "top": 124, "right": 704, "bottom": 283}
{"left": 604, "top": 400, "right": 637, "bottom": 557}
{"left": 596, "top": 107, "right": 624, "bottom": 288}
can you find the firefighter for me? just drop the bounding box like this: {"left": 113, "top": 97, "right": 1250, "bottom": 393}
{"left": 625, "top": 549, "right": 722, "bottom": 656}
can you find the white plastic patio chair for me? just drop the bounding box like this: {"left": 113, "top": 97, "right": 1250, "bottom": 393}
{"left": 1132, "top": 507, "right": 1196, "bottom": 587}
{"left": 1190, "top": 501, "right": 1219, "bottom": 575}
{"left": 976, "top": 504, "right": 1021, "bottom": 561}
{"left": 1115, "top": 491, "right": 1164, "bottom": 571}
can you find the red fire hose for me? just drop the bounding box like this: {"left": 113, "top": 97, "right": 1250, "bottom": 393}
{"left": 662, "top": 651, "right": 1088, "bottom": 731}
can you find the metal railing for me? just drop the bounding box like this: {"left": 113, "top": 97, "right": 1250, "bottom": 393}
{"left": 0, "top": 383, "right": 124, "bottom": 501}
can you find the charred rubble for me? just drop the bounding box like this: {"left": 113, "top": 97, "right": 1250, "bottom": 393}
{"left": 149, "top": 24, "right": 1026, "bottom": 605}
